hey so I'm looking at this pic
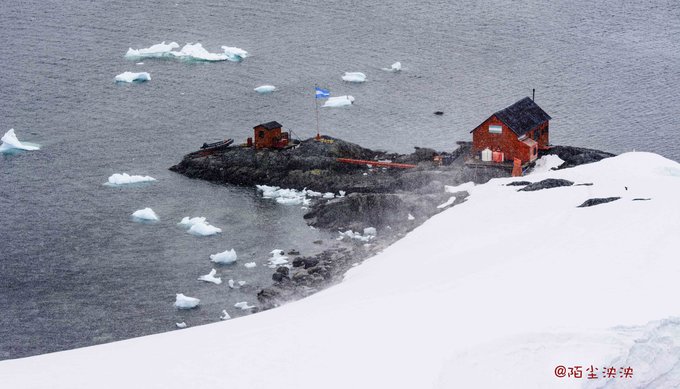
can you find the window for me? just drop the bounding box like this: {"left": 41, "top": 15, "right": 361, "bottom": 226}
{"left": 258, "top": 131, "right": 265, "bottom": 138}
{"left": 489, "top": 125, "right": 502, "bottom": 134}
{"left": 533, "top": 147, "right": 537, "bottom": 156}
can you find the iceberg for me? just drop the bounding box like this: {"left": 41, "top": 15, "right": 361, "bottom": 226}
{"left": 381, "top": 61, "right": 402, "bottom": 72}
{"left": 323, "top": 95, "right": 354, "bottom": 108}
{"left": 114, "top": 72, "right": 150, "bottom": 83}
{"left": 256, "top": 185, "right": 313, "bottom": 206}
{"left": 244, "top": 262, "right": 256, "bottom": 268}
{"left": 341, "top": 72, "right": 367, "bottom": 83}
{"left": 210, "top": 249, "right": 238, "bottom": 264}
{"left": 105, "top": 173, "right": 156, "bottom": 186}
{"left": 178, "top": 216, "right": 207, "bottom": 228}
{"left": 197, "top": 269, "right": 222, "bottom": 285}
{"left": 125, "top": 42, "right": 180, "bottom": 59}
{"left": 169, "top": 43, "right": 230, "bottom": 62}
{"left": 234, "top": 302, "right": 255, "bottom": 310}
{"left": 363, "top": 227, "right": 377, "bottom": 236}
{"left": 220, "top": 310, "right": 231, "bottom": 321}
{"left": 131, "top": 208, "right": 159, "bottom": 222}
{"left": 238, "top": 280, "right": 246, "bottom": 286}
{"left": 174, "top": 293, "right": 199, "bottom": 309}
{"left": 0, "top": 129, "right": 40, "bottom": 152}
{"left": 254, "top": 85, "right": 276, "bottom": 94}
{"left": 221, "top": 46, "right": 249, "bottom": 62}
{"left": 178, "top": 216, "right": 221, "bottom": 236}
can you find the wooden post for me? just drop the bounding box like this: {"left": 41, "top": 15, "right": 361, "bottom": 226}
{"left": 512, "top": 158, "right": 522, "bottom": 177}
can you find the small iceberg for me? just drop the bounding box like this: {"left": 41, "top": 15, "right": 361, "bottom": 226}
{"left": 178, "top": 216, "right": 207, "bottom": 228}
{"left": 323, "top": 95, "right": 354, "bottom": 108}
{"left": 197, "top": 269, "right": 222, "bottom": 285}
{"left": 210, "top": 249, "right": 238, "bottom": 264}
{"left": 244, "top": 262, "right": 256, "bottom": 268}
{"left": 234, "top": 302, "right": 255, "bottom": 310}
{"left": 131, "top": 207, "right": 159, "bottom": 222}
{"left": 0, "top": 129, "right": 40, "bottom": 152}
{"left": 381, "top": 62, "right": 402, "bottom": 72}
{"left": 254, "top": 85, "right": 276, "bottom": 94}
{"left": 175, "top": 322, "right": 188, "bottom": 329}
{"left": 228, "top": 279, "right": 236, "bottom": 289}
{"left": 170, "top": 43, "right": 230, "bottom": 62}
{"left": 125, "top": 41, "right": 180, "bottom": 59}
{"left": 114, "top": 72, "right": 151, "bottom": 83}
{"left": 174, "top": 293, "right": 200, "bottom": 309}
{"left": 105, "top": 173, "right": 156, "bottom": 186}
{"left": 342, "top": 72, "right": 367, "bottom": 83}
{"left": 221, "top": 46, "right": 249, "bottom": 62}
{"left": 178, "top": 216, "right": 221, "bottom": 236}
{"left": 437, "top": 196, "right": 457, "bottom": 209}
{"left": 220, "top": 310, "right": 231, "bottom": 320}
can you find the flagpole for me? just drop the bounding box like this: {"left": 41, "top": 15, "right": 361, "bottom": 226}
{"left": 314, "top": 85, "right": 320, "bottom": 140}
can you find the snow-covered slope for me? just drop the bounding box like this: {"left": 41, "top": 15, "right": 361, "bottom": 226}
{"left": 2, "top": 152, "right": 680, "bottom": 388}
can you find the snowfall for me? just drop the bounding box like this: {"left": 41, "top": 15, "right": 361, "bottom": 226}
{"left": 2, "top": 152, "right": 680, "bottom": 388}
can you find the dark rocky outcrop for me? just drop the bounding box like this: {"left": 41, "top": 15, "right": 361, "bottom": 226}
{"left": 540, "top": 146, "right": 615, "bottom": 169}
{"left": 577, "top": 197, "right": 621, "bottom": 208}
{"left": 507, "top": 181, "right": 531, "bottom": 186}
{"left": 519, "top": 178, "right": 574, "bottom": 191}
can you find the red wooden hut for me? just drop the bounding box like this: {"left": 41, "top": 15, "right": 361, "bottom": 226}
{"left": 470, "top": 97, "right": 551, "bottom": 164}
{"left": 253, "top": 121, "right": 289, "bottom": 149}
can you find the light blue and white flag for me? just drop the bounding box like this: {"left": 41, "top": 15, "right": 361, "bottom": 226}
{"left": 315, "top": 87, "right": 330, "bottom": 99}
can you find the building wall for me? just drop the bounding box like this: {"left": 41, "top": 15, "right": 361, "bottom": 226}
{"left": 253, "top": 126, "right": 282, "bottom": 149}
{"left": 472, "top": 115, "right": 549, "bottom": 163}
{"left": 524, "top": 121, "right": 550, "bottom": 150}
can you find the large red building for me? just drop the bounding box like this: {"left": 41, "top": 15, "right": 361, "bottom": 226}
{"left": 471, "top": 97, "right": 551, "bottom": 164}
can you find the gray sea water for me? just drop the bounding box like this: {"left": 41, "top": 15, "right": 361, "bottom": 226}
{"left": 1, "top": 0, "right": 679, "bottom": 360}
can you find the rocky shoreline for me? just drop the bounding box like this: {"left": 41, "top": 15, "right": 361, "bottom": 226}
{"left": 170, "top": 137, "right": 615, "bottom": 309}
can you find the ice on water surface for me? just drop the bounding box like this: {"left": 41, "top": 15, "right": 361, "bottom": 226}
{"left": 0, "top": 129, "right": 40, "bottom": 152}
{"left": 341, "top": 72, "right": 366, "bottom": 83}
{"left": 125, "top": 42, "right": 180, "bottom": 59}
{"left": 210, "top": 249, "right": 238, "bottom": 264}
{"left": 178, "top": 216, "right": 221, "bottom": 236}
{"left": 174, "top": 294, "right": 200, "bottom": 309}
{"left": 254, "top": 85, "right": 276, "bottom": 94}
{"left": 197, "top": 269, "right": 222, "bottom": 285}
{"left": 114, "top": 72, "right": 150, "bottom": 83}
{"left": 131, "top": 208, "right": 159, "bottom": 222}
{"left": 105, "top": 173, "right": 156, "bottom": 186}
{"left": 323, "top": 95, "right": 354, "bottom": 108}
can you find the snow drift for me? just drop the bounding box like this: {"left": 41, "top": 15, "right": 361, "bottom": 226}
{"left": 3, "top": 152, "right": 680, "bottom": 389}
{"left": 114, "top": 72, "right": 150, "bottom": 83}
{"left": 0, "top": 129, "right": 40, "bottom": 152}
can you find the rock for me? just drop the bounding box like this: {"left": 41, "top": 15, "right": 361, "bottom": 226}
{"left": 507, "top": 181, "right": 531, "bottom": 186}
{"left": 577, "top": 197, "right": 621, "bottom": 208}
{"left": 540, "top": 145, "right": 615, "bottom": 169}
{"left": 434, "top": 111, "right": 444, "bottom": 115}
{"left": 276, "top": 266, "right": 290, "bottom": 276}
{"left": 303, "top": 258, "right": 319, "bottom": 269}
{"left": 633, "top": 198, "right": 651, "bottom": 201}
{"left": 272, "top": 272, "right": 285, "bottom": 282}
{"left": 287, "top": 249, "right": 300, "bottom": 255}
{"left": 312, "top": 240, "right": 323, "bottom": 244}
{"left": 519, "top": 178, "right": 574, "bottom": 191}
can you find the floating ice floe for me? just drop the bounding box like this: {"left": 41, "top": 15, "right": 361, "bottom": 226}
{"left": 174, "top": 293, "right": 200, "bottom": 309}
{"left": 221, "top": 46, "right": 249, "bottom": 62}
{"left": 323, "top": 95, "right": 354, "bottom": 108}
{"left": 169, "top": 43, "right": 230, "bottom": 61}
{"left": 381, "top": 61, "right": 402, "bottom": 72}
{"left": 254, "top": 85, "right": 276, "bottom": 94}
{"left": 114, "top": 72, "right": 150, "bottom": 83}
{"left": 131, "top": 207, "right": 159, "bottom": 222}
{"left": 338, "top": 229, "right": 376, "bottom": 242}
{"left": 220, "top": 310, "right": 231, "bottom": 320}
{"left": 210, "top": 249, "right": 238, "bottom": 264}
{"left": 0, "top": 129, "right": 40, "bottom": 152}
{"left": 178, "top": 216, "right": 222, "bottom": 236}
{"left": 234, "top": 302, "right": 255, "bottom": 310}
{"left": 175, "top": 322, "right": 187, "bottom": 329}
{"left": 125, "top": 41, "right": 180, "bottom": 59}
{"left": 105, "top": 173, "right": 156, "bottom": 186}
{"left": 437, "top": 196, "right": 457, "bottom": 209}
{"left": 267, "top": 249, "right": 289, "bottom": 268}
{"left": 244, "top": 262, "right": 257, "bottom": 268}
{"left": 342, "top": 72, "right": 367, "bottom": 83}
{"left": 197, "top": 269, "right": 222, "bottom": 285}
{"left": 256, "top": 185, "right": 313, "bottom": 206}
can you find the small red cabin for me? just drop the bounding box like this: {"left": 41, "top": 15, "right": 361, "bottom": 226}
{"left": 253, "top": 121, "right": 289, "bottom": 149}
{"left": 471, "top": 97, "right": 551, "bottom": 164}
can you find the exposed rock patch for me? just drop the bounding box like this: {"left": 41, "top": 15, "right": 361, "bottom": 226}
{"left": 519, "top": 178, "right": 574, "bottom": 191}
{"left": 577, "top": 197, "right": 621, "bottom": 207}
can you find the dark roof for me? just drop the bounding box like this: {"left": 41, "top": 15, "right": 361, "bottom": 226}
{"left": 471, "top": 97, "right": 551, "bottom": 136}
{"left": 255, "top": 121, "right": 283, "bottom": 130}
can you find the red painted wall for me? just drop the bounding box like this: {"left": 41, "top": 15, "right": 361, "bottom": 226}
{"left": 254, "top": 125, "right": 282, "bottom": 149}
{"left": 471, "top": 115, "right": 548, "bottom": 163}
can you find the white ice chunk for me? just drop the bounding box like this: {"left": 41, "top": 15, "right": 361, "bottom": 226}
{"left": 174, "top": 293, "right": 200, "bottom": 309}
{"left": 437, "top": 196, "right": 457, "bottom": 209}
{"left": 338, "top": 191, "right": 346, "bottom": 197}
{"left": 197, "top": 269, "right": 222, "bottom": 285}
{"left": 238, "top": 281, "right": 246, "bottom": 286}
{"left": 131, "top": 207, "right": 159, "bottom": 222}
{"left": 178, "top": 216, "right": 207, "bottom": 228}
{"left": 323, "top": 192, "right": 335, "bottom": 199}
{"left": 169, "top": 43, "right": 230, "bottom": 62}
{"left": 342, "top": 72, "right": 367, "bottom": 83}
{"left": 210, "top": 249, "right": 238, "bottom": 264}
{"left": 244, "top": 262, "right": 257, "bottom": 268}
{"left": 221, "top": 46, "right": 249, "bottom": 62}
{"left": 270, "top": 249, "right": 285, "bottom": 256}
{"left": 323, "top": 95, "right": 355, "bottom": 108}
{"left": 257, "top": 185, "right": 316, "bottom": 206}
{"left": 228, "top": 279, "right": 235, "bottom": 289}
{"left": 105, "top": 173, "right": 156, "bottom": 186}
{"left": 0, "top": 129, "right": 40, "bottom": 152}
{"left": 408, "top": 213, "right": 415, "bottom": 220}
{"left": 382, "top": 61, "right": 402, "bottom": 72}
{"left": 234, "top": 302, "right": 255, "bottom": 310}
{"left": 220, "top": 310, "right": 231, "bottom": 321}
{"left": 188, "top": 223, "right": 222, "bottom": 236}
{"left": 254, "top": 85, "right": 276, "bottom": 94}
{"left": 175, "top": 322, "right": 187, "bottom": 328}
{"left": 125, "top": 41, "right": 180, "bottom": 59}
{"left": 363, "top": 227, "right": 377, "bottom": 236}
{"left": 114, "top": 72, "right": 150, "bottom": 83}
{"left": 445, "top": 181, "right": 475, "bottom": 193}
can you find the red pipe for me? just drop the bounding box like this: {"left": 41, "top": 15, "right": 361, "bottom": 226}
{"left": 336, "top": 158, "right": 416, "bottom": 169}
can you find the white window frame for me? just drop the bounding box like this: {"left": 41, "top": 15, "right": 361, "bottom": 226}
{"left": 488, "top": 125, "right": 502, "bottom": 134}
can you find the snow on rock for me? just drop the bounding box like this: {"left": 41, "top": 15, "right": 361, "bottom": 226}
{"left": 178, "top": 217, "right": 221, "bottom": 236}
{"left": 323, "top": 95, "right": 354, "bottom": 108}
{"left": 267, "top": 250, "right": 289, "bottom": 268}
{"left": 6, "top": 152, "right": 680, "bottom": 389}
{"left": 254, "top": 85, "right": 276, "bottom": 94}
{"left": 105, "top": 173, "right": 156, "bottom": 186}
{"left": 0, "top": 129, "right": 40, "bottom": 152}
{"left": 444, "top": 181, "right": 475, "bottom": 193}
{"left": 197, "top": 269, "right": 222, "bottom": 285}
{"left": 530, "top": 154, "right": 565, "bottom": 174}
{"left": 125, "top": 42, "right": 180, "bottom": 59}
{"left": 338, "top": 229, "right": 375, "bottom": 242}
{"left": 234, "top": 302, "right": 255, "bottom": 310}
{"left": 220, "top": 310, "right": 231, "bottom": 321}
{"left": 114, "top": 72, "right": 150, "bottom": 83}
{"left": 210, "top": 249, "right": 238, "bottom": 264}
{"left": 221, "top": 46, "right": 249, "bottom": 62}
{"left": 131, "top": 208, "right": 159, "bottom": 222}
{"left": 341, "top": 72, "right": 366, "bottom": 83}
{"left": 175, "top": 322, "right": 187, "bottom": 329}
{"left": 363, "top": 227, "right": 377, "bottom": 236}
{"left": 173, "top": 294, "right": 199, "bottom": 309}
{"left": 381, "top": 61, "right": 402, "bottom": 72}
{"left": 243, "top": 262, "right": 256, "bottom": 268}
{"left": 436, "top": 196, "right": 456, "bottom": 209}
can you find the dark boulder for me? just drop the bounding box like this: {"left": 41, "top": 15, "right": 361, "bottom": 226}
{"left": 540, "top": 146, "right": 615, "bottom": 169}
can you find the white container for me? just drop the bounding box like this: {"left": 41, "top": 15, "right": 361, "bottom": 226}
{"left": 481, "top": 148, "right": 493, "bottom": 162}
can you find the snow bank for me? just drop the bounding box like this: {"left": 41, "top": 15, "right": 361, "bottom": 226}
{"left": 436, "top": 196, "right": 456, "bottom": 209}
{"left": 5, "top": 152, "right": 680, "bottom": 389}
{"left": 105, "top": 173, "right": 156, "bottom": 186}
{"left": 125, "top": 42, "right": 180, "bottom": 59}
{"left": 341, "top": 72, "right": 366, "bottom": 83}
{"left": 382, "top": 61, "right": 402, "bottom": 72}
{"left": 323, "top": 95, "right": 354, "bottom": 108}
{"left": 530, "top": 154, "right": 565, "bottom": 174}
{"left": 254, "top": 85, "right": 276, "bottom": 94}
{"left": 210, "top": 249, "right": 237, "bottom": 264}
{"left": 114, "top": 72, "right": 150, "bottom": 83}
{"left": 0, "top": 129, "right": 40, "bottom": 152}
{"left": 444, "top": 181, "right": 474, "bottom": 193}
{"left": 131, "top": 208, "right": 159, "bottom": 222}
{"left": 178, "top": 217, "right": 221, "bottom": 236}
{"left": 173, "top": 294, "right": 199, "bottom": 309}
{"left": 197, "top": 269, "right": 222, "bottom": 285}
